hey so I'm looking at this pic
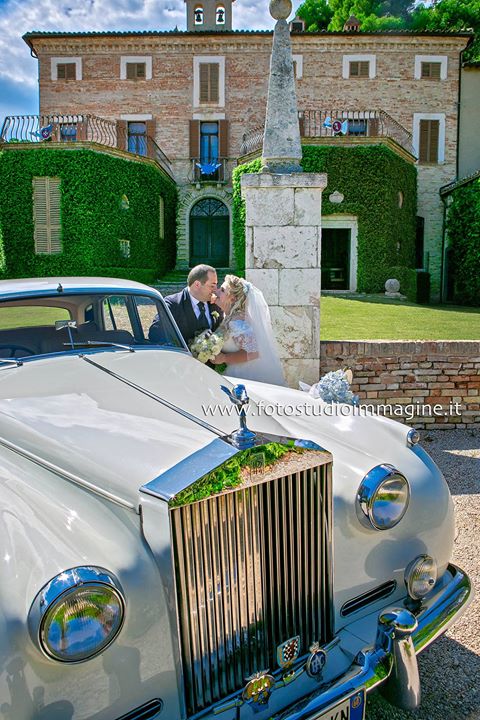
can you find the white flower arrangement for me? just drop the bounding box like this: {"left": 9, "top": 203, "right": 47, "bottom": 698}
{"left": 189, "top": 328, "right": 225, "bottom": 364}
{"left": 300, "top": 369, "right": 359, "bottom": 405}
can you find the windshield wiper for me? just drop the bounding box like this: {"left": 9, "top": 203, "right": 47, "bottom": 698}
{"left": 64, "top": 341, "right": 135, "bottom": 352}
{"left": 0, "top": 358, "right": 23, "bottom": 368}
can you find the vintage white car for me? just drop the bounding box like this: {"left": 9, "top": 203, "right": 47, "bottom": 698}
{"left": 0, "top": 277, "right": 472, "bottom": 720}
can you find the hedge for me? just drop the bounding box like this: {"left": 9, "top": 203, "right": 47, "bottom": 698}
{"left": 0, "top": 146, "right": 177, "bottom": 282}
{"left": 446, "top": 177, "right": 480, "bottom": 306}
{"left": 232, "top": 145, "right": 417, "bottom": 292}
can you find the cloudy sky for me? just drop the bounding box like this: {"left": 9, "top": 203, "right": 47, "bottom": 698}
{"left": 0, "top": 0, "right": 286, "bottom": 124}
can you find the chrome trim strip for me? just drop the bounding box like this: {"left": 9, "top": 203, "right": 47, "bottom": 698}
{"left": 0, "top": 435, "right": 136, "bottom": 511}
{"left": 141, "top": 438, "right": 239, "bottom": 502}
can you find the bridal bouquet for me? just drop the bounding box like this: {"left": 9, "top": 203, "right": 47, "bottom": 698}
{"left": 300, "top": 369, "right": 359, "bottom": 405}
{"left": 189, "top": 328, "right": 225, "bottom": 364}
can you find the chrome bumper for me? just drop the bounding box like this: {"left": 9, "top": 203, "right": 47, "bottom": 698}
{"left": 273, "top": 564, "right": 472, "bottom": 720}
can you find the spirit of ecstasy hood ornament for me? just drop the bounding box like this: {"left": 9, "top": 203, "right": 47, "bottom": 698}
{"left": 221, "top": 384, "right": 257, "bottom": 449}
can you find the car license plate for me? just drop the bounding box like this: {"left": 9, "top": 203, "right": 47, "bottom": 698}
{"left": 313, "top": 689, "right": 365, "bottom": 720}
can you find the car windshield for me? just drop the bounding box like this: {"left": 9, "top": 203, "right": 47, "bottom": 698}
{"left": 0, "top": 292, "right": 184, "bottom": 359}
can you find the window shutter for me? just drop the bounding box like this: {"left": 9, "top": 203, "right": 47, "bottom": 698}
{"left": 359, "top": 61, "right": 369, "bottom": 77}
{"left": 368, "top": 118, "right": 379, "bottom": 136}
{"left": 159, "top": 196, "right": 165, "bottom": 240}
{"left": 33, "top": 177, "right": 62, "bottom": 254}
{"left": 421, "top": 62, "right": 441, "bottom": 79}
{"left": 66, "top": 63, "right": 76, "bottom": 80}
{"left": 298, "top": 113, "right": 305, "bottom": 136}
{"left": 349, "top": 61, "right": 358, "bottom": 76}
{"left": 429, "top": 120, "right": 439, "bottom": 161}
{"left": 116, "top": 120, "right": 127, "bottom": 150}
{"left": 199, "top": 63, "right": 210, "bottom": 103}
{"left": 189, "top": 120, "right": 200, "bottom": 158}
{"left": 126, "top": 63, "right": 135, "bottom": 79}
{"left": 199, "top": 63, "right": 219, "bottom": 103}
{"left": 419, "top": 119, "right": 439, "bottom": 163}
{"left": 419, "top": 120, "right": 429, "bottom": 162}
{"left": 219, "top": 119, "right": 229, "bottom": 158}
{"left": 136, "top": 63, "right": 146, "bottom": 78}
{"left": 57, "top": 64, "right": 66, "bottom": 80}
{"left": 209, "top": 64, "right": 219, "bottom": 103}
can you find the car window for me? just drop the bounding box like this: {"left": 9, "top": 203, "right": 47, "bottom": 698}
{"left": 102, "top": 296, "right": 134, "bottom": 334}
{"left": 134, "top": 296, "right": 182, "bottom": 346}
{"left": 0, "top": 306, "right": 70, "bottom": 330}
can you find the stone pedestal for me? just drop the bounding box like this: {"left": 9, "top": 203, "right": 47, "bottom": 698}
{"left": 241, "top": 172, "right": 327, "bottom": 387}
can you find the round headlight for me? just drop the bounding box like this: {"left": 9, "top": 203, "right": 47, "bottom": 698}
{"left": 407, "top": 428, "right": 420, "bottom": 446}
{"left": 29, "top": 566, "right": 125, "bottom": 663}
{"left": 357, "top": 464, "right": 410, "bottom": 530}
{"left": 405, "top": 555, "right": 437, "bottom": 599}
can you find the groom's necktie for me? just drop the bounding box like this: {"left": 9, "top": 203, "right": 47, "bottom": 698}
{"left": 197, "top": 302, "right": 210, "bottom": 330}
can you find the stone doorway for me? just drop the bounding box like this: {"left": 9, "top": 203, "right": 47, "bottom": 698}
{"left": 189, "top": 198, "right": 229, "bottom": 267}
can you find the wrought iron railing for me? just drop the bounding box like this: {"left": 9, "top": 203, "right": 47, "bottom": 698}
{"left": 188, "top": 157, "right": 229, "bottom": 184}
{"left": 241, "top": 109, "right": 415, "bottom": 158}
{"left": 0, "top": 114, "right": 174, "bottom": 178}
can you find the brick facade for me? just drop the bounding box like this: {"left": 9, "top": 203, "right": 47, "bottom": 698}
{"left": 25, "top": 27, "right": 470, "bottom": 289}
{"left": 321, "top": 340, "right": 480, "bottom": 428}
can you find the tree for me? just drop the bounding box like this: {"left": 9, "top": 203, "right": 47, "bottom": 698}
{"left": 296, "top": 0, "right": 479, "bottom": 58}
{"left": 297, "top": 0, "right": 333, "bottom": 30}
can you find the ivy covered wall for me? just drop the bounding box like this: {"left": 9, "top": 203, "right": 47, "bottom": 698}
{"left": 446, "top": 176, "right": 480, "bottom": 306}
{"left": 0, "top": 146, "right": 177, "bottom": 283}
{"left": 232, "top": 145, "right": 417, "bottom": 293}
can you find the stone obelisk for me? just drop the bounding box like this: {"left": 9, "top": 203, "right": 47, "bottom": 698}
{"left": 262, "top": 0, "right": 303, "bottom": 173}
{"left": 240, "top": 0, "right": 327, "bottom": 386}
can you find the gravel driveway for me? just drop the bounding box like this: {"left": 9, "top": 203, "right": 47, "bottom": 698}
{"left": 366, "top": 428, "right": 480, "bottom": 720}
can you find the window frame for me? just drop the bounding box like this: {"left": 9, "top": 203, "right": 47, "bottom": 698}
{"left": 343, "top": 54, "right": 376, "bottom": 79}
{"left": 414, "top": 55, "right": 448, "bottom": 80}
{"left": 193, "top": 56, "right": 225, "bottom": 107}
{"left": 120, "top": 56, "right": 152, "bottom": 80}
{"left": 51, "top": 57, "right": 82, "bottom": 81}
{"left": 126, "top": 62, "right": 147, "bottom": 80}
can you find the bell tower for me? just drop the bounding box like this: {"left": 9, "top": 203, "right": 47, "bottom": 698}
{"left": 185, "top": 0, "right": 235, "bottom": 31}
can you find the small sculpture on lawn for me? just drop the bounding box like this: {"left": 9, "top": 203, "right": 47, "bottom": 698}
{"left": 385, "top": 278, "right": 402, "bottom": 298}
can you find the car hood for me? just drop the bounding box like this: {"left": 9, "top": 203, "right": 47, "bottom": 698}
{"left": 0, "top": 349, "right": 409, "bottom": 509}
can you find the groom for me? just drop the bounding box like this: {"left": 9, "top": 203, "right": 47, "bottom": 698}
{"left": 162, "top": 264, "right": 223, "bottom": 346}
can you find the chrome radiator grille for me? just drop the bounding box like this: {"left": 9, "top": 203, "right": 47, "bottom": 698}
{"left": 170, "top": 455, "right": 333, "bottom": 717}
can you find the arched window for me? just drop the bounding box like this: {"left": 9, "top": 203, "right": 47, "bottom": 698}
{"left": 194, "top": 5, "right": 204, "bottom": 24}
{"left": 216, "top": 5, "right": 226, "bottom": 24}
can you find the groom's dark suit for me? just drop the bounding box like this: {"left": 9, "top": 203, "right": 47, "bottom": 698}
{"left": 163, "top": 287, "right": 223, "bottom": 346}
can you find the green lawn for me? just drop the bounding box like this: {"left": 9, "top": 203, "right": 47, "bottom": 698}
{"left": 0, "top": 306, "right": 69, "bottom": 329}
{"left": 320, "top": 295, "right": 480, "bottom": 341}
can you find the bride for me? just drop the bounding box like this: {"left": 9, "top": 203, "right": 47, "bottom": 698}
{"left": 211, "top": 275, "right": 286, "bottom": 387}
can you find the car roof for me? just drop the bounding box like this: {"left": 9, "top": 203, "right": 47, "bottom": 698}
{"left": 0, "top": 277, "right": 161, "bottom": 300}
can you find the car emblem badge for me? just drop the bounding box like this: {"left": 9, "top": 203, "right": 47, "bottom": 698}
{"left": 305, "top": 642, "right": 327, "bottom": 679}
{"left": 242, "top": 671, "right": 275, "bottom": 710}
{"left": 277, "top": 635, "right": 300, "bottom": 669}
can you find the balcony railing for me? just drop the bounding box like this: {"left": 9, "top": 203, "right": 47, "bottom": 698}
{"left": 0, "top": 114, "right": 174, "bottom": 178}
{"left": 241, "top": 109, "right": 415, "bottom": 158}
{"left": 188, "top": 157, "right": 229, "bottom": 184}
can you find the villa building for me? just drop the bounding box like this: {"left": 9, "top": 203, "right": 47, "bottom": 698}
{"left": 0, "top": 0, "right": 473, "bottom": 298}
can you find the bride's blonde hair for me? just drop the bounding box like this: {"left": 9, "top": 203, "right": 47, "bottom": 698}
{"left": 223, "top": 274, "right": 248, "bottom": 323}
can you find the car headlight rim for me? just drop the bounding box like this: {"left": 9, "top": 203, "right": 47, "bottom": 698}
{"left": 357, "top": 464, "right": 410, "bottom": 531}
{"left": 29, "top": 566, "right": 126, "bottom": 663}
{"left": 405, "top": 554, "right": 438, "bottom": 600}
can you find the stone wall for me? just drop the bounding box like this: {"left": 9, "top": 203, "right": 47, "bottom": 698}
{"left": 321, "top": 340, "right": 480, "bottom": 428}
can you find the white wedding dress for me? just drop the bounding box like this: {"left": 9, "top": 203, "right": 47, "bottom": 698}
{"left": 222, "top": 296, "right": 286, "bottom": 387}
